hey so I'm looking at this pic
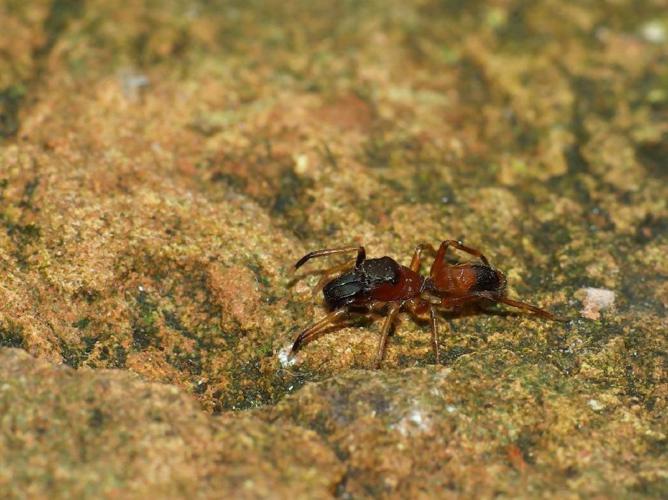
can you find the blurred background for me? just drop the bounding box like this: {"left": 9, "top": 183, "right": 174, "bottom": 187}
{"left": 0, "top": 0, "right": 666, "bottom": 497}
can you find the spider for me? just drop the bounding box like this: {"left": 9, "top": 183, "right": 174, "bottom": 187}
{"left": 291, "top": 241, "right": 565, "bottom": 368}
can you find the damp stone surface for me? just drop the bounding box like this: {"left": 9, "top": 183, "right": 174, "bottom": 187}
{"left": 0, "top": 0, "right": 666, "bottom": 498}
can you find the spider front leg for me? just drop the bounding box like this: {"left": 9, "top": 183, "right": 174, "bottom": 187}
{"left": 295, "top": 245, "right": 366, "bottom": 270}
{"left": 291, "top": 309, "right": 349, "bottom": 354}
{"left": 295, "top": 246, "right": 366, "bottom": 296}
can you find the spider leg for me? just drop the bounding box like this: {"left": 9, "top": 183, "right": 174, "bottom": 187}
{"left": 493, "top": 295, "right": 566, "bottom": 322}
{"left": 373, "top": 302, "right": 402, "bottom": 369}
{"left": 432, "top": 240, "right": 491, "bottom": 270}
{"left": 440, "top": 295, "right": 485, "bottom": 309}
{"left": 295, "top": 246, "right": 365, "bottom": 270}
{"left": 290, "top": 309, "right": 349, "bottom": 354}
{"left": 406, "top": 297, "right": 440, "bottom": 364}
{"left": 439, "top": 292, "right": 565, "bottom": 321}
{"left": 415, "top": 242, "right": 438, "bottom": 255}
{"left": 472, "top": 291, "right": 565, "bottom": 321}
{"left": 410, "top": 243, "right": 438, "bottom": 272}
{"left": 429, "top": 304, "right": 440, "bottom": 364}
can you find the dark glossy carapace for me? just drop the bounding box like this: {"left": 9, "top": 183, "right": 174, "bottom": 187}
{"left": 323, "top": 256, "right": 425, "bottom": 309}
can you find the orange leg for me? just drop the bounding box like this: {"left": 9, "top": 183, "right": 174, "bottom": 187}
{"left": 429, "top": 305, "right": 440, "bottom": 364}
{"left": 406, "top": 297, "right": 440, "bottom": 364}
{"left": 466, "top": 291, "right": 565, "bottom": 321}
{"left": 494, "top": 295, "right": 566, "bottom": 322}
{"left": 410, "top": 243, "right": 437, "bottom": 272}
{"left": 431, "top": 240, "right": 490, "bottom": 277}
{"left": 439, "top": 292, "right": 565, "bottom": 322}
{"left": 295, "top": 246, "right": 365, "bottom": 270}
{"left": 374, "top": 303, "right": 402, "bottom": 369}
{"left": 291, "top": 309, "right": 349, "bottom": 354}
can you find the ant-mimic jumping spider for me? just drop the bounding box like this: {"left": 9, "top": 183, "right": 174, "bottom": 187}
{"left": 291, "top": 240, "right": 565, "bottom": 368}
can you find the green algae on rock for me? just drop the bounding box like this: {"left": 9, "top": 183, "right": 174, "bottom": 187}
{"left": 0, "top": 348, "right": 342, "bottom": 498}
{"left": 262, "top": 355, "right": 667, "bottom": 498}
{"left": 0, "top": 0, "right": 667, "bottom": 497}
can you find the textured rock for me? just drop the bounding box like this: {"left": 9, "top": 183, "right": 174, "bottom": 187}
{"left": 0, "top": 348, "right": 342, "bottom": 498}
{"left": 263, "top": 353, "right": 668, "bottom": 497}
{"left": 0, "top": 0, "right": 666, "bottom": 497}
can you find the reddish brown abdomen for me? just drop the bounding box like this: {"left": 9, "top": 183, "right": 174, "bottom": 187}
{"left": 431, "top": 265, "right": 478, "bottom": 297}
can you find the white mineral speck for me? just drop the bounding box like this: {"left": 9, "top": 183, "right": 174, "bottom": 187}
{"left": 576, "top": 287, "right": 615, "bottom": 320}
{"left": 588, "top": 399, "right": 605, "bottom": 411}
{"left": 409, "top": 410, "right": 424, "bottom": 426}
{"left": 119, "top": 70, "right": 150, "bottom": 101}
{"left": 278, "top": 344, "right": 297, "bottom": 367}
{"left": 641, "top": 21, "right": 666, "bottom": 43}
{"left": 293, "top": 154, "right": 309, "bottom": 175}
{"left": 393, "top": 408, "right": 432, "bottom": 436}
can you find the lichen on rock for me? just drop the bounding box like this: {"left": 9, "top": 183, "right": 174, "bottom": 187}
{"left": 0, "top": 0, "right": 666, "bottom": 497}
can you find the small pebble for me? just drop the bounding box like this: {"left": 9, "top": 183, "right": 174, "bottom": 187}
{"left": 588, "top": 399, "right": 605, "bottom": 411}
{"left": 119, "top": 69, "right": 150, "bottom": 101}
{"left": 640, "top": 20, "right": 666, "bottom": 44}
{"left": 576, "top": 287, "right": 615, "bottom": 320}
{"left": 278, "top": 344, "right": 297, "bottom": 368}
{"left": 293, "top": 154, "right": 309, "bottom": 175}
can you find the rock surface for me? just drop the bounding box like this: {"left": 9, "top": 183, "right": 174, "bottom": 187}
{"left": 0, "top": 348, "right": 342, "bottom": 498}
{"left": 0, "top": 0, "right": 666, "bottom": 498}
{"left": 264, "top": 356, "right": 668, "bottom": 497}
